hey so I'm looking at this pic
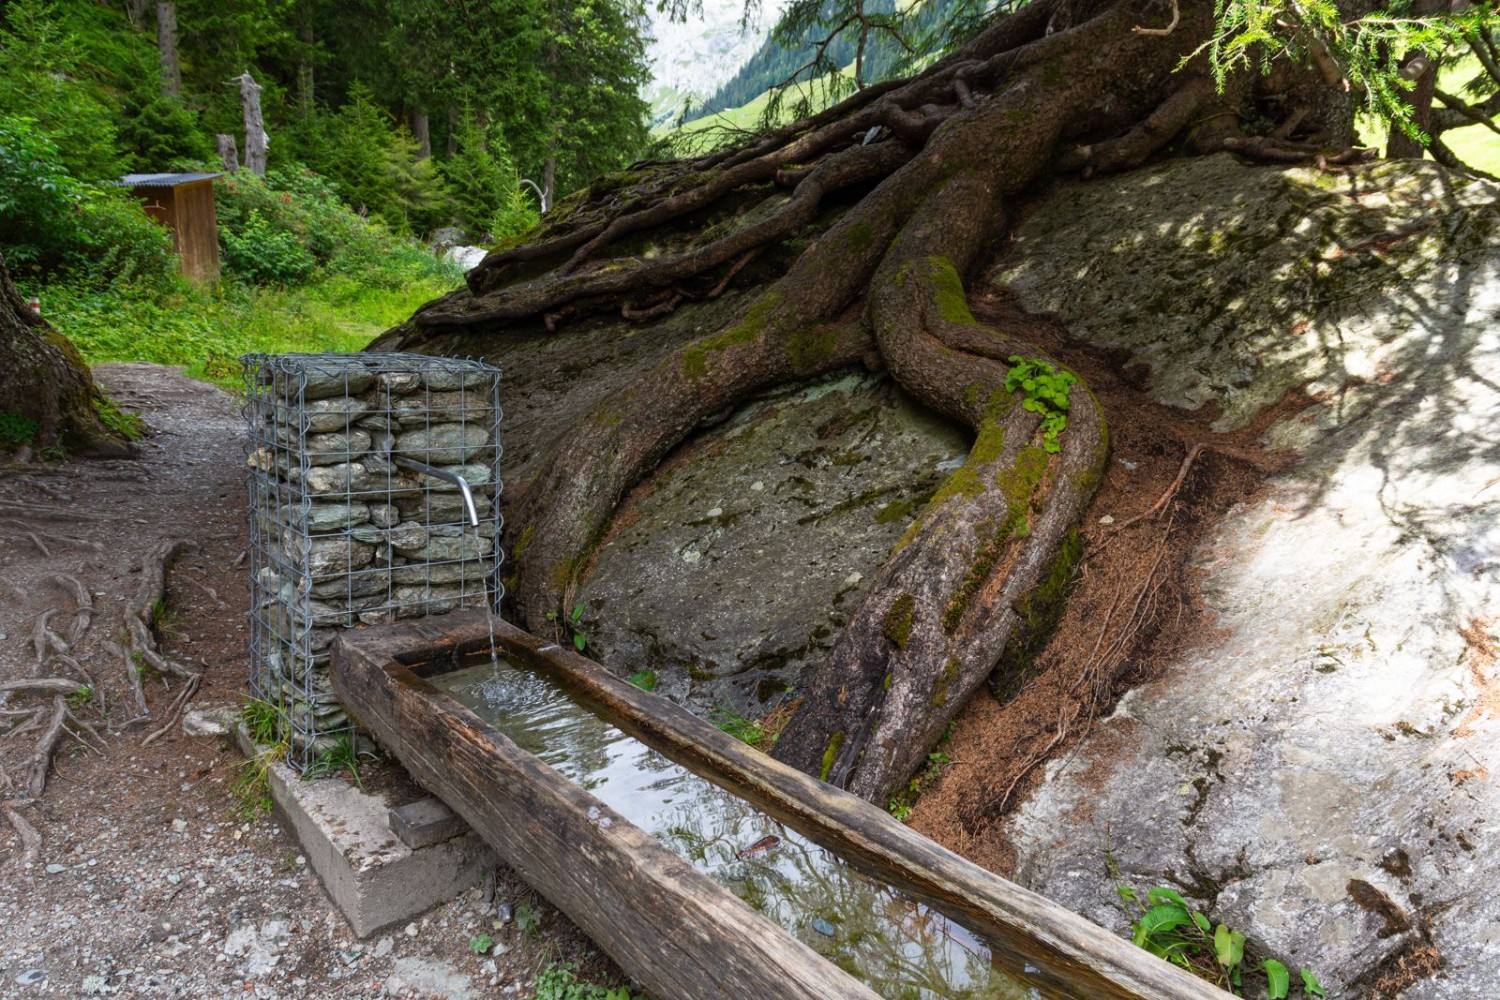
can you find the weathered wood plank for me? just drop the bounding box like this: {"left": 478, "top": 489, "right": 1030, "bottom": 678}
{"left": 332, "top": 635, "right": 882, "bottom": 1000}
{"left": 341, "top": 609, "right": 1230, "bottom": 1000}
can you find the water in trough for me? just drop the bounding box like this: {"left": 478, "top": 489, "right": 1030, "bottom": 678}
{"left": 436, "top": 659, "right": 1050, "bottom": 999}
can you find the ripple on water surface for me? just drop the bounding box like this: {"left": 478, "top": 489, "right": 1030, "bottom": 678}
{"left": 437, "top": 660, "right": 1053, "bottom": 1000}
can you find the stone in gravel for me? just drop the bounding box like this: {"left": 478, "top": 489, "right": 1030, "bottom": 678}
{"left": 181, "top": 704, "right": 237, "bottom": 738}
{"left": 14, "top": 970, "right": 45, "bottom": 986}
{"left": 170, "top": 818, "right": 187, "bottom": 833}
{"left": 44, "top": 863, "right": 65, "bottom": 874}
{"left": 372, "top": 936, "right": 393, "bottom": 958}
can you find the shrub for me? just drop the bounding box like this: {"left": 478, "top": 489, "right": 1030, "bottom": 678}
{"left": 0, "top": 114, "right": 176, "bottom": 292}
{"left": 216, "top": 168, "right": 458, "bottom": 288}
{"left": 221, "top": 209, "right": 318, "bottom": 285}
{"left": 442, "top": 117, "right": 539, "bottom": 239}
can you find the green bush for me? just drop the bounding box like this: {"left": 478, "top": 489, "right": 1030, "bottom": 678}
{"left": 0, "top": 114, "right": 176, "bottom": 291}
{"left": 116, "top": 95, "right": 213, "bottom": 171}
{"left": 442, "top": 117, "right": 539, "bottom": 239}
{"left": 216, "top": 168, "right": 459, "bottom": 288}
{"left": 290, "top": 85, "right": 447, "bottom": 235}
{"left": 221, "top": 209, "right": 318, "bottom": 285}
{"left": 0, "top": 0, "right": 123, "bottom": 181}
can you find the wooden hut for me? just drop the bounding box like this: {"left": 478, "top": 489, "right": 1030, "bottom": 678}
{"left": 118, "top": 173, "right": 222, "bottom": 282}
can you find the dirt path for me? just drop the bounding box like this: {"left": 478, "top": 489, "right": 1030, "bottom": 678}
{"left": 0, "top": 364, "right": 603, "bottom": 999}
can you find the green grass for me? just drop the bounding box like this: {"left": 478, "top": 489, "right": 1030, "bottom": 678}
{"left": 41, "top": 274, "right": 458, "bottom": 388}
{"left": 1356, "top": 54, "right": 1500, "bottom": 176}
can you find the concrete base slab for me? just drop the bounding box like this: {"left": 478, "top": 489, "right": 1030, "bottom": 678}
{"left": 233, "top": 725, "right": 496, "bottom": 938}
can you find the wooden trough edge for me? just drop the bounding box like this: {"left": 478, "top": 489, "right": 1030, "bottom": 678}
{"left": 334, "top": 610, "right": 1230, "bottom": 1000}
{"left": 332, "top": 622, "right": 881, "bottom": 1000}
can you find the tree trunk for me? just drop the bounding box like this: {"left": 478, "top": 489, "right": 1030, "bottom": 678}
{"left": 1386, "top": 0, "right": 1444, "bottom": 159}
{"left": 412, "top": 110, "right": 431, "bottom": 159}
{"left": 156, "top": 2, "right": 181, "bottom": 98}
{"left": 0, "top": 255, "right": 134, "bottom": 459}
{"left": 239, "top": 72, "right": 268, "bottom": 176}
{"left": 217, "top": 134, "right": 240, "bottom": 173}
{"left": 383, "top": 0, "right": 1365, "bottom": 803}
{"left": 297, "top": 11, "right": 316, "bottom": 115}
{"left": 542, "top": 155, "right": 556, "bottom": 213}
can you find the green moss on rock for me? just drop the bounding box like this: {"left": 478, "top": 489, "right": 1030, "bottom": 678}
{"left": 820, "top": 730, "right": 845, "bottom": 782}
{"left": 883, "top": 593, "right": 917, "bottom": 650}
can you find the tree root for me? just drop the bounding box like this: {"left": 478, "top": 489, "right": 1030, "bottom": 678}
{"left": 2, "top": 799, "right": 41, "bottom": 867}
{"left": 1101, "top": 443, "right": 1204, "bottom": 540}
{"left": 122, "top": 540, "right": 203, "bottom": 735}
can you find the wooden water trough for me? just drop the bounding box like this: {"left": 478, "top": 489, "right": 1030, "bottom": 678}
{"left": 332, "top": 609, "right": 1228, "bottom": 1000}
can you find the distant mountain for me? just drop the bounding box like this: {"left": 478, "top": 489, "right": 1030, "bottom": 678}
{"left": 642, "top": 0, "right": 789, "bottom": 129}
{"left": 691, "top": 0, "right": 965, "bottom": 123}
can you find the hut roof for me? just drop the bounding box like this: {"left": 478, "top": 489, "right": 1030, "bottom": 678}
{"left": 117, "top": 172, "right": 222, "bottom": 188}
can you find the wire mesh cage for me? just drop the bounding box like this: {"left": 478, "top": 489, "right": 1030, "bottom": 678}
{"left": 242, "top": 352, "right": 503, "bottom": 772}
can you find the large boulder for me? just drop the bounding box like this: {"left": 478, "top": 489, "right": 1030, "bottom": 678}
{"left": 994, "top": 156, "right": 1500, "bottom": 997}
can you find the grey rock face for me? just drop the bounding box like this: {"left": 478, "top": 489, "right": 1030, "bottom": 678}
{"left": 996, "top": 157, "right": 1500, "bottom": 996}
{"left": 574, "top": 372, "right": 969, "bottom": 715}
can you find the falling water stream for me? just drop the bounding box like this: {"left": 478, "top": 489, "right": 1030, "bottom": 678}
{"left": 435, "top": 659, "right": 1056, "bottom": 1000}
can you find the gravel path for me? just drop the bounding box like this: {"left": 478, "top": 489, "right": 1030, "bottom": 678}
{"left": 0, "top": 364, "right": 608, "bottom": 999}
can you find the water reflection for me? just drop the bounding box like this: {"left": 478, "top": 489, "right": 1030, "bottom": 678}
{"left": 437, "top": 661, "right": 1046, "bottom": 1000}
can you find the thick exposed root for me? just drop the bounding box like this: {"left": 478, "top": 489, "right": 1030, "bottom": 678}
{"left": 392, "top": 0, "right": 1357, "bottom": 802}
{"left": 2, "top": 799, "right": 42, "bottom": 866}
{"left": 122, "top": 540, "right": 202, "bottom": 734}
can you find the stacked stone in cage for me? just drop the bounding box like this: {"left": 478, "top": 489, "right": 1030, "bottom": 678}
{"left": 243, "top": 354, "right": 503, "bottom": 767}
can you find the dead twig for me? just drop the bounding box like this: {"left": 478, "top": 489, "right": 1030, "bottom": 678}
{"left": 1101, "top": 443, "right": 1204, "bottom": 541}
{"left": 187, "top": 578, "right": 227, "bottom": 611}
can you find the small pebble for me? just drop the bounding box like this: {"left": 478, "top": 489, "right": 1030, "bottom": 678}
{"left": 749, "top": 481, "right": 764, "bottom": 492}
{"left": 372, "top": 936, "right": 393, "bottom": 958}
{"left": 45, "top": 863, "right": 66, "bottom": 874}
{"left": 404, "top": 922, "right": 418, "bottom": 937}
{"left": 1098, "top": 514, "right": 1115, "bottom": 525}
{"left": 1118, "top": 458, "right": 1138, "bottom": 470}
{"left": 811, "top": 918, "right": 836, "bottom": 937}
{"left": 171, "top": 818, "right": 188, "bottom": 833}
{"left": 496, "top": 902, "right": 514, "bottom": 924}
{"left": 15, "top": 969, "right": 46, "bottom": 986}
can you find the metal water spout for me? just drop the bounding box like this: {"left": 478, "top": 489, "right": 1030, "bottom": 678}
{"left": 391, "top": 456, "right": 480, "bottom": 528}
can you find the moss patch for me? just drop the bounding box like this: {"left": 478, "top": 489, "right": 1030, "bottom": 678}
{"left": 843, "top": 219, "right": 875, "bottom": 253}
{"left": 820, "top": 730, "right": 845, "bottom": 782}
{"left": 874, "top": 499, "right": 915, "bottom": 524}
{"left": 786, "top": 323, "right": 840, "bottom": 372}
{"left": 928, "top": 421, "right": 1007, "bottom": 508}
{"left": 512, "top": 524, "right": 536, "bottom": 560}
{"left": 990, "top": 528, "right": 1085, "bottom": 700}
{"left": 682, "top": 291, "right": 781, "bottom": 378}
{"left": 883, "top": 593, "right": 916, "bottom": 650}
{"left": 931, "top": 657, "right": 959, "bottom": 707}
{"left": 926, "top": 256, "right": 978, "bottom": 326}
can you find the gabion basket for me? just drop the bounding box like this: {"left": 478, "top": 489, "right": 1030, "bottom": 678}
{"left": 242, "top": 353, "right": 503, "bottom": 772}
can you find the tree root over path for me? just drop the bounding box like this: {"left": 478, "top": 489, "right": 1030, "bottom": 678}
{"left": 120, "top": 540, "right": 204, "bottom": 745}
{"left": 384, "top": 0, "right": 1366, "bottom": 802}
